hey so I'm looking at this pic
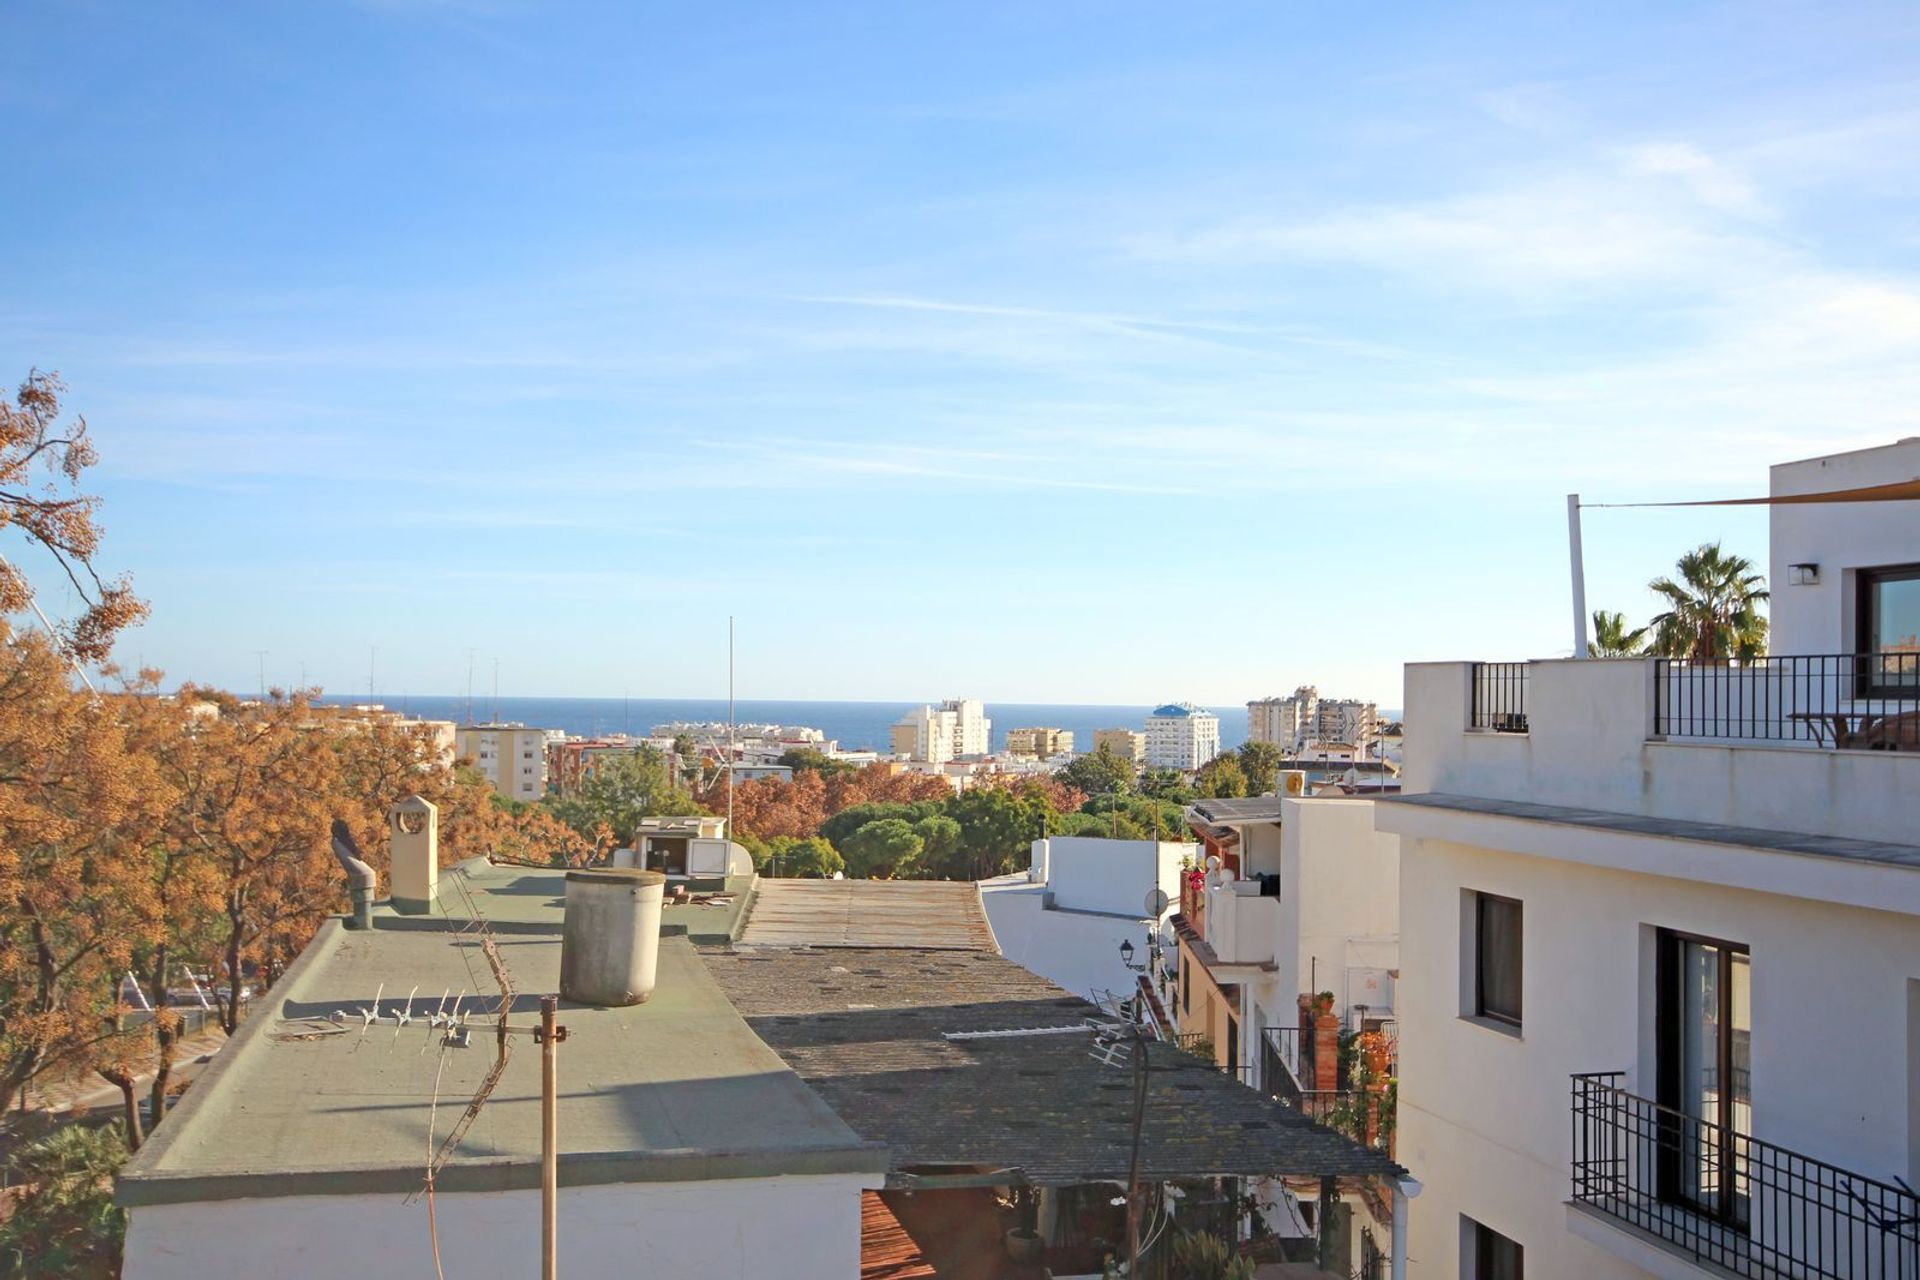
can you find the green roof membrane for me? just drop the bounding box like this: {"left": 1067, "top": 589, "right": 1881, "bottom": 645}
{"left": 118, "top": 862, "right": 880, "bottom": 1207}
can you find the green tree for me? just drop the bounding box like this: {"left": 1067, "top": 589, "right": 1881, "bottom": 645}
{"left": 1648, "top": 543, "right": 1770, "bottom": 660}
{"left": 778, "top": 747, "right": 856, "bottom": 777}
{"left": 549, "top": 746, "right": 689, "bottom": 844}
{"left": 762, "top": 835, "right": 845, "bottom": 878}
{"left": 0, "top": 1122, "right": 129, "bottom": 1278}
{"left": 1235, "top": 741, "right": 1284, "bottom": 795}
{"left": 1589, "top": 609, "right": 1650, "bottom": 657}
{"left": 1056, "top": 745, "right": 1134, "bottom": 797}
{"left": 912, "top": 814, "right": 964, "bottom": 878}
{"left": 820, "top": 800, "right": 940, "bottom": 849}
{"left": 840, "top": 818, "right": 924, "bottom": 879}
{"left": 1082, "top": 792, "right": 1187, "bottom": 839}
{"left": 943, "top": 787, "right": 1045, "bottom": 880}
{"left": 1136, "top": 767, "right": 1195, "bottom": 804}
{"left": 1195, "top": 754, "right": 1248, "bottom": 799}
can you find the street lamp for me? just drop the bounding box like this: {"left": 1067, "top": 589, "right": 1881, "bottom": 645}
{"left": 1119, "top": 938, "right": 1138, "bottom": 970}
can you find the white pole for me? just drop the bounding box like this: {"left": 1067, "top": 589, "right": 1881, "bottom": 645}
{"left": 1568, "top": 493, "right": 1590, "bottom": 657}
{"left": 726, "top": 616, "right": 735, "bottom": 839}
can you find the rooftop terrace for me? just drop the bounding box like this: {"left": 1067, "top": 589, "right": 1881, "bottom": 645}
{"left": 118, "top": 860, "right": 879, "bottom": 1206}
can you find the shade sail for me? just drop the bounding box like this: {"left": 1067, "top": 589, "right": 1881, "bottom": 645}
{"left": 1588, "top": 477, "right": 1920, "bottom": 508}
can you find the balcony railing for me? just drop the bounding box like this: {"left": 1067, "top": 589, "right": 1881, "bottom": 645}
{"left": 1470, "top": 662, "right": 1530, "bottom": 733}
{"left": 1656, "top": 653, "right": 1919, "bottom": 749}
{"left": 1572, "top": 1072, "right": 1920, "bottom": 1279}
{"left": 1287, "top": 1088, "right": 1394, "bottom": 1152}
{"left": 1260, "top": 1025, "right": 1302, "bottom": 1102}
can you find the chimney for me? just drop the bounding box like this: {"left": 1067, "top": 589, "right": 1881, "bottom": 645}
{"left": 560, "top": 868, "right": 666, "bottom": 1006}
{"left": 329, "top": 820, "right": 376, "bottom": 931}
{"left": 389, "top": 795, "right": 439, "bottom": 915}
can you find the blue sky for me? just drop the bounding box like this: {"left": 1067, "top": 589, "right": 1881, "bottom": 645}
{"left": 4, "top": 1, "right": 1916, "bottom": 705}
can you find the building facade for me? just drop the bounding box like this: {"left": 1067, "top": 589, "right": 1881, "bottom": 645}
{"left": 891, "top": 698, "right": 991, "bottom": 763}
{"left": 1005, "top": 726, "right": 1075, "bottom": 758}
{"left": 1092, "top": 727, "right": 1147, "bottom": 764}
{"left": 1250, "top": 686, "right": 1379, "bottom": 754}
{"left": 454, "top": 722, "right": 553, "bottom": 801}
{"left": 1380, "top": 438, "right": 1920, "bottom": 1280}
{"left": 1145, "top": 702, "right": 1221, "bottom": 770}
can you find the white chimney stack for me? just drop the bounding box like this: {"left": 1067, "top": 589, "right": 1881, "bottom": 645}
{"left": 389, "top": 794, "right": 439, "bottom": 915}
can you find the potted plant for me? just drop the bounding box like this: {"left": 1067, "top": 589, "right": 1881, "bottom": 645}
{"left": 1003, "top": 1186, "right": 1044, "bottom": 1261}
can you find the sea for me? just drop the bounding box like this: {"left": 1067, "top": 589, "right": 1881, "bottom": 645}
{"left": 312, "top": 695, "right": 1268, "bottom": 755}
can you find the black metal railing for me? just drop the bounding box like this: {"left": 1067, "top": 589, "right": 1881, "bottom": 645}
{"left": 1572, "top": 1072, "right": 1920, "bottom": 1279}
{"left": 1288, "top": 1088, "right": 1391, "bottom": 1151}
{"left": 1470, "top": 662, "right": 1530, "bottom": 733}
{"left": 1655, "top": 653, "right": 1919, "bottom": 749}
{"left": 1260, "top": 1025, "right": 1301, "bottom": 1102}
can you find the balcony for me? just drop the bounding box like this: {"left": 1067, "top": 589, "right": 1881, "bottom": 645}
{"left": 1656, "top": 653, "right": 1918, "bottom": 749}
{"left": 1571, "top": 1073, "right": 1919, "bottom": 1279}
{"left": 1404, "top": 657, "right": 1920, "bottom": 848}
{"left": 1202, "top": 879, "right": 1280, "bottom": 970}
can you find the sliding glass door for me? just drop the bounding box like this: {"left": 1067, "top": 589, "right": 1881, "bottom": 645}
{"left": 1659, "top": 932, "right": 1752, "bottom": 1227}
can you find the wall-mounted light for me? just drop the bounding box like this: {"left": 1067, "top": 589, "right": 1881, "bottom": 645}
{"left": 1789, "top": 563, "right": 1820, "bottom": 586}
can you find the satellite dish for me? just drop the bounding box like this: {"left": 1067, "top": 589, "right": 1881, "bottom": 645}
{"left": 1144, "top": 888, "right": 1171, "bottom": 917}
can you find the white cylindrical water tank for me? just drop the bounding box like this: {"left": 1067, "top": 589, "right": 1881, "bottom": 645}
{"left": 560, "top": 868, "right": 666, "bottom": 1007}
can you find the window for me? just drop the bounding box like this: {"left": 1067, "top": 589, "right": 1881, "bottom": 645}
{"left": 1474, "top": 893, "right": 1522, "bottom": 1026}
{"left": 1657, "top": 930, "right": 1751, "bottom": 1227}
{"left": 1860, "top": 566, "right": 1920, "bottom": 696}
{"left": 1469, "top": 1220, "right": 1523, "bottom": 1279}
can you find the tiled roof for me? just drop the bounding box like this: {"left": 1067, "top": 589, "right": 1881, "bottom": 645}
{"left": 702, "top": 946, "right": 1402, "bottom": 1186}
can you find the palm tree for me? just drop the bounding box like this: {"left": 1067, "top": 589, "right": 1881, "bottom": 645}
{"left": 1648, "top": 542, "right": 1770, "bottom": 660}
{"left": 1589, "top": 609, "right": 1649, "bottom": 657}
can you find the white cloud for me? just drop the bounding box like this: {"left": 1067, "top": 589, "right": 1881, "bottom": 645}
{"left": 1618, "top": 142, "right": 1764, "bottom": 215}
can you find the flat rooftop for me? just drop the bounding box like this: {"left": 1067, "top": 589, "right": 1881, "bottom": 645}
{"left": 118, "top": 861, "right": 881, "bottom": 1205}
{"left": 737, "top": 880, "right": 999, "bottom": 951}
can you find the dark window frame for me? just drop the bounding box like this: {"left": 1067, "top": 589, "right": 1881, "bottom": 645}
{"left": 1473, "top": 892, "right": 1523, "bottom": 1027}
{"left": 1471, "top": 1219, "right": 1523, "bottom": 1279}
{"left": 1655, "top": 927, "right": 1751, "bottom": 1229}
{"left": 1856, "top": 563, "right": 1920, "bottom": 697}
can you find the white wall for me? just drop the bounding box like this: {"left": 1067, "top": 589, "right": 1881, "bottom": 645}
{"left": 1395, "top": 834, "right": 1920, "bottom": 1280}
{"left": 1770, "top": 438, "right": 1920, "bottom": 656}
{"left": 1403, "top": 658, "right": 1920, "bottom": 849}
{"left": 123, "top": 1172, "right": 874, "bottom": 1280}
{"left": 1035, "top": 836, "right": 1190, "bottom": 920}
{"left": 1283, "top": 799, "right": 1400, "bottom": 1022}
{"left": 981, "top": 876, "right": 1158, "bottom": 1003}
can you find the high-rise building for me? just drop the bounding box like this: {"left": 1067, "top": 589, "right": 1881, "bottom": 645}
{"left": 455, "top": 722, "right": 554, "bottom": 801}
{"left": 1145, "top": 703, "right": 1221, "bottom": 770}
{"left": 891, "top": 698, "right": 991, "bottom": 763}
{"left": 1005, "top": 727, "right": 1074, "bottom": 758}
{"left": 1249, "top": 686, "right": 1377, "bottom": 753}
{"left": 1092, "top": 728, "right": 1147, "bottom": 764}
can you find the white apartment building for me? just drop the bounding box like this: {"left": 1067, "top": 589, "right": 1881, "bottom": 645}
{"left": 454, "top": 721, "right": 554, "bottom": 801}
{"left": 1173, "top": 793, "right": 1405, "bottom": 1274}
{"left": 890, "top": 698, "right": 990, "bottom": 763}
{"left": 1250, "top": 686, "right": 1380, "bottom": 753}
{"left": 1379, "top": 438, "right": 1920, "bottom": 1280}
{"left": 1145, "top": 702, "right": 1221, "bottom": 770}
